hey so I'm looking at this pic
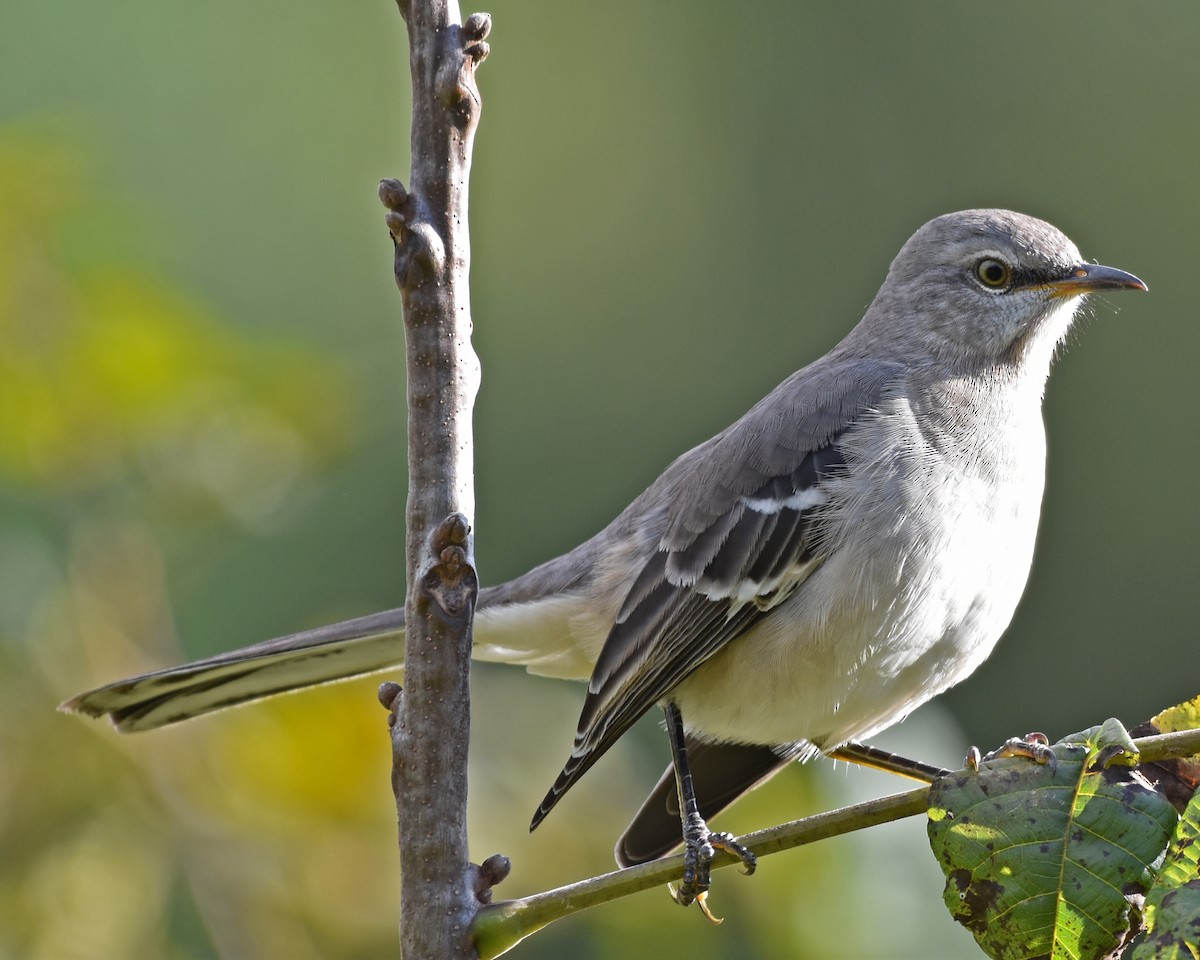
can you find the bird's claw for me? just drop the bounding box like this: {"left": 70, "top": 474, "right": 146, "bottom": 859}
{"left": 967, "top": 731, "right": 1057, "bottom": 772}
{"left": 672, "top": 830, "right": 756, "bottom": 919}
{"left": 695, "top": 890, "right": 723, "bottom": 924}
{"left": 712, "top": 832, "right": 758, "bottom": 876}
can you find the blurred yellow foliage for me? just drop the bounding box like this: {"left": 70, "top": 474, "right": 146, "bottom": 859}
{"left": 0, "top": 131, "right": 350, "bottom": 524}
{"left": 0, "top": 129, "right": 387, "bottom": 959}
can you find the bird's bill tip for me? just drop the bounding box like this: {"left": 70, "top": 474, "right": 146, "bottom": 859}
{"left": 1047, "top": 263, "right": 1148, "bottom": 297}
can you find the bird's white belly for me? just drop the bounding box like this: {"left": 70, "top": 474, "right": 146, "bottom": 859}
{"left": 671, "top": 396, "right": 1045, "bottom": 750}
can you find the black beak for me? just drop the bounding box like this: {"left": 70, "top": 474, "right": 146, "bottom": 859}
{"left": 1047, "top": 263, "right": 1148, "bottom": 297}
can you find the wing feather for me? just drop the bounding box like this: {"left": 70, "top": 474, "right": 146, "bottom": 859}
{"left": 532, "top": 358, "right": 903, "bottom": 828}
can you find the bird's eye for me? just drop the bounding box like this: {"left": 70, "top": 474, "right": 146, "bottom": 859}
{"left": 974, "top": 258, "right": 1011, "bottom": 289}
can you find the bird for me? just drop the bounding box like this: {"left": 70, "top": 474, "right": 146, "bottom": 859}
{"left": 62, "top": 209, "right": 1146, "bottom": 908}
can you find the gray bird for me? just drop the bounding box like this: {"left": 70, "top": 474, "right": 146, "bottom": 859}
{"left": 62, "top": 209, "right": 1147, "bottom": 908}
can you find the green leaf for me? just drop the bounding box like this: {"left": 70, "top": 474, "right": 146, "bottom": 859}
{"left": 1132, "top": 787, "right": 1200, "bottom": 959}
{"left": 927, "top": 720, "right": 1179, "bottom": 960}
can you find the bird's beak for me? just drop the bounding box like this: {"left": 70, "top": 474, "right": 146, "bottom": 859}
{"left": 1045, "top": 263, "right": 1148, "bottom": 298}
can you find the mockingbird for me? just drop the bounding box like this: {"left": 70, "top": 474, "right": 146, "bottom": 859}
{"left": 62, "top": 209, "right": 1146, "bottom": 908}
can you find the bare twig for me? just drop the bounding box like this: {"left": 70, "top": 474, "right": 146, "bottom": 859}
{"left": 470, "top": 725, "right": 1200, "bottom": 958}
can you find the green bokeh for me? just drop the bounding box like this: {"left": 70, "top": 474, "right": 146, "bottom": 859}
{"left": 2, "top": 2, "right": 1196, "bottom": 958}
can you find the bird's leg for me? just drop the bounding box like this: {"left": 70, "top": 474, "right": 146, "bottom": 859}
{"left": 830, "top": 740, "right": 952, "bottom": 783}
{"left": 663, "top": 701, "right": 756, "bottom": 920}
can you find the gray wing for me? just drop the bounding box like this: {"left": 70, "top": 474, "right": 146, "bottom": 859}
{"left": 531, "top": 357, "right": 902, "bottom": 828}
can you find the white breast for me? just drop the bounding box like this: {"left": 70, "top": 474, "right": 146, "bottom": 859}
{"left": 671, "top": 382, "right": 1047, "bottom": 750}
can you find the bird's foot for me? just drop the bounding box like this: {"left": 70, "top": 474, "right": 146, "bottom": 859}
{"left": 670, "top": 829, "right": 756, "bottom": 922}
{"left": 966, "top": 731, "right": 1057, "bottom": 772}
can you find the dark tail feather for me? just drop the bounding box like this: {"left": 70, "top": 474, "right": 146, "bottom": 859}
{"left": 613, "top": 739, "right": 811, "bottom": 867}
{"left": 59, "top": 607, "right": 407, "bottom": 732}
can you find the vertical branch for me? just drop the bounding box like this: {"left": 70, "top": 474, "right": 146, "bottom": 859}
{"left": 379, "top": 2, "right": 492, "bottom": 956}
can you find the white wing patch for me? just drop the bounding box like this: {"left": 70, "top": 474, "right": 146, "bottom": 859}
{"left": 742, "top": 488, "right": 830, "bottom": 514}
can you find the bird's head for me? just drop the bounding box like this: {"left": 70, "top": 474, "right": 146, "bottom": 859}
{"left": 865, "top": 208, "right": 1146, "bottom": 373}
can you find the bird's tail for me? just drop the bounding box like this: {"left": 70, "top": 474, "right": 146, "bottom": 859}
{"left": 61, "top": 538, "right": 605, "bottom": 733}
{"left": 613, "top": 739, "right": 812, "bottom": 865}
{"left": 60, "top": 608, "right": 409, "bottom": 733}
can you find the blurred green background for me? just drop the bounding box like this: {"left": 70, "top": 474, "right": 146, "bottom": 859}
{"left": 1, "top": 1, "right": 1196, "bottom": 958}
